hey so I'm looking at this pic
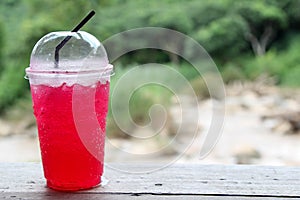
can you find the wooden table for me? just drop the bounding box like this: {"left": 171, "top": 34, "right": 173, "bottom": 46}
{"left": 0, "top": 163, "right": 299, "bottom": 199}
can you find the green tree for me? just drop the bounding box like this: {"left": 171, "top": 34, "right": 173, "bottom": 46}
{"left": 235, "top": 0, "right": 288, "bottom": 56}
{"left": 0, "top": 18, "right": 4, "bottom": 72}
{"left": 190, "top": 0, "right": 290, "bottom": 57}
{"left": 194, "top": 14, "right": 248, "bottom": 58}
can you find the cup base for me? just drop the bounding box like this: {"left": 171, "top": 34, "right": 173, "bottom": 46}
{"left": 46, "top": 178, "right": 101, "bottom": 191}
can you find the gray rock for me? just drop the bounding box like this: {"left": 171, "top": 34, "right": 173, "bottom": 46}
{"left": 233, "top": 144, "right": 261, "bottom": 164}
{"left": 0, "top": 119, "right": 13, "bottom": 136}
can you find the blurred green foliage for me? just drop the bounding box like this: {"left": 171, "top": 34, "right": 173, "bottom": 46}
{"left": 243, "top": 35, "right": 300, "bottom": 86}
{"left": 0, "top": 18, "right": 4, "bottom": 72}
{"left": 0, "top": 0, "right": 299, "bottom": 113}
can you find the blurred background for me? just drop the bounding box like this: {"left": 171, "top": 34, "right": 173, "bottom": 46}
{"left": 0, "top": 0, "right": 300, "bottom": 165}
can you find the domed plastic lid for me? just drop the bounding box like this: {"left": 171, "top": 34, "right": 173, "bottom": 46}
{"left": 29, "top": 31, "right": 109, "bottom": 72}
{"left": 26, "top": 31, "right": 112, "bottom": 86}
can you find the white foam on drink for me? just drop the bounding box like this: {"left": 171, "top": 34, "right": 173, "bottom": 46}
{"left": 26, "top": 63, "right": 113, "bottom": 87}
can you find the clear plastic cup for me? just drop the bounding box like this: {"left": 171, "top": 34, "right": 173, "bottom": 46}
{"left": 25, "top": 31, "right": 113, "bottom": 191}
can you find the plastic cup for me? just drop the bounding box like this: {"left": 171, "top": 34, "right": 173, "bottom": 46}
{"left": 25, "top": 31, "right": 113, "bottom": 191}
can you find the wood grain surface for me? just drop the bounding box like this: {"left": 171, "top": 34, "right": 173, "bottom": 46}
{"left": 0, "top": 163, "right": 299, "bottom": 199}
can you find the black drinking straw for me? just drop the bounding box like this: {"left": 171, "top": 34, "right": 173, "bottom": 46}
{"left": 54, "top": 10, "right": 95, "bottom": 68}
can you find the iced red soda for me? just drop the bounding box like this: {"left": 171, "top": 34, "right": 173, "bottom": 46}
{"left": 25, "top": 31, "right": 112, "bottom": 191}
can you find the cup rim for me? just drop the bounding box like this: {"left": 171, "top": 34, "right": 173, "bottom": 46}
{"left": 26, "top": 64, "right": 113, "bottom": 74}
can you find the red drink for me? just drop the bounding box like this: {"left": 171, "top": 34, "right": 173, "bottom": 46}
{"left": 26, "top": 31, "right": 112, "bottom": 191}
{"left": 30, "top": 81, "right": 109, "bottom": 191}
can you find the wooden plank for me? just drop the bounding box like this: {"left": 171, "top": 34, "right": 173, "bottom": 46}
{"left": 99, "top": 163, "right": 300, "bottom": 198}
{"left": 0, "top": 193, "right": 285, "bottom": 200}
{"left": 0, "top": 163, "right": 300, "bottom": 198}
